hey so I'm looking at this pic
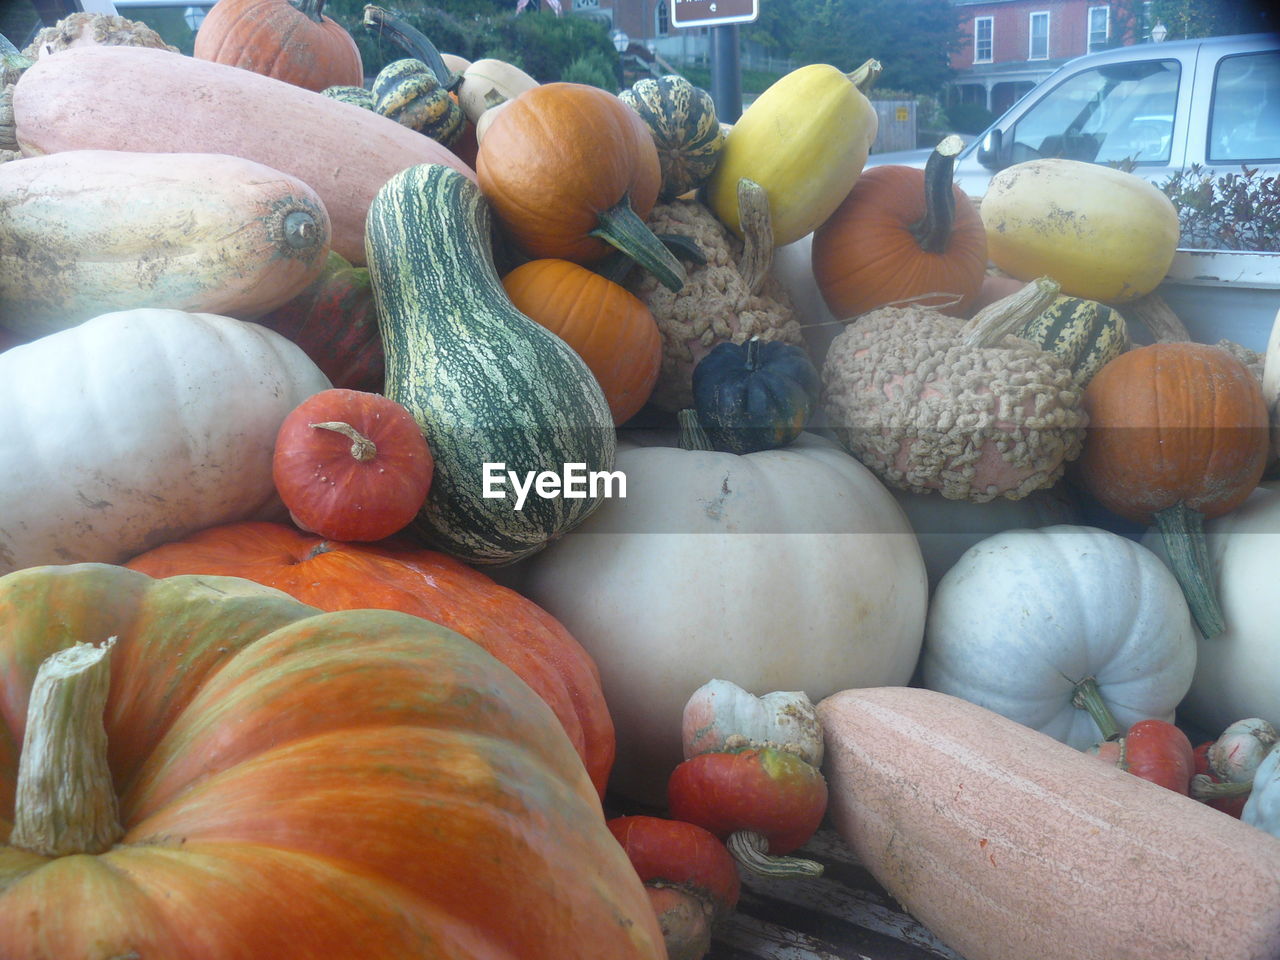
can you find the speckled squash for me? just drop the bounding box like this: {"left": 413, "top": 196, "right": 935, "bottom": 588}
{"left": 1017, "top": 295, "right": 1130, "bottom": 386}
{"left": 371, "top": 58, "right": 463, "bottom": 147}
{"left": 321, "top": 84, "right": 374, "bottom": 109}
{"left": 619, "top": 75, "right": 724, "bottom": 201}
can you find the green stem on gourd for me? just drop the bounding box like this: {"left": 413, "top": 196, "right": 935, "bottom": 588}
{"left": 726, "top": 830, "right": 824, "bottom": 878}
{"left": 362, "top": 3, "right": 461, "bottom": 91}
{"left": 294, "top": 0, "right": 328, "bottom": 23}
{"left": 678, "top": 408, "right": 714, "bottom": 451}
{"left": 960, "top": 275, "right": 1061, "bottom": 348}
{"left": 590, "top": 197, "right": 687, "bottom": 293}
{"left": 909, "top": 134, "right": 966, "bottom": 255}
{"left": 311, "top": 420, "right": 377, "bottom": 461}
{"left": 10, "top": 639, "right": 124, "bottom": 858}
{"left": 594, "top": 234, "right": 707, "bottom": 285}
{"left": 1190, "top": 774, "right": 1254, "bottom": 801}
{"left": 744, "top": 337, "right": 763, "bottom": 372}
{"left": 1153, "top": 500, "right": 1225, "bottom": 639}
{"left": 846, "top": 58, "right": 882, "bottom": 95}
{"left": 1070, "top": 676, "right": 1122, "bottom": 742}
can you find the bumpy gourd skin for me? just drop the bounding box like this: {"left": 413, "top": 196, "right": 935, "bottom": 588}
{"left": 822, "top": 302, "right": 1087, "bottom": 501}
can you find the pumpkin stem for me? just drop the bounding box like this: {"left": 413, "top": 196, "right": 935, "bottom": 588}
{"left": 310, "top": 420, "right": 378, "bottom": 461}
{"left": 293, "top": 0, "right": 328, "bottom": 23}
{"left": 960, "top": 275, "right": 1061, "bottom": 348}
{"left": 909, "top": 134, "right": 966, "bottom": 255}
{"left": 1190, "top": 773, "right": 1254, "bottom": 801}
{"left": 594, "top": 234, "right": 707, "bottom": 285}
{"left": 590, "top": 196, "right": 687, "bottom": 293}
{"left": 362, "top": 3, "right": 461, "bottom": 91}
{"left": 1069, "top": 676, "right": 1122, "bottom": 742}
{"left": 736, "top": 178, "right": 773, "bottom": 297}
{"left": 10, "top": 638, "right": 125, "bottom": 858}
{"left": 726, "top": 830, "right": 824, "bottom": 878}
{"left": 1122, "top": 291, "right": 1192, "bottom": 343}
{"left": 678, "top": 408, "right": 714, "bottom": 451}
{"left": 1153, "top": 501, "right": 1225, "bottom": 639}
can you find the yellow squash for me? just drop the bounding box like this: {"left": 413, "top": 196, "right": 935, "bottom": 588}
{"left": 980, "top": 158, "right": 1180, "bottom": 303}
{"left": 704, "top": 60, "right": 880, "bottom": 248}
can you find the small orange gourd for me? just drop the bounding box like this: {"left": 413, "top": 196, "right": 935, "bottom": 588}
{"left": 502, "top": 259, "right": 661, "bottom": 425}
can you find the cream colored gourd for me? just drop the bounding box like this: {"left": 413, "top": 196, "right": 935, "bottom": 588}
{"left": 1141, "top": 482, "right": 1280, "bottom": 737}
{"left": 456, "top": 58, "right": 538, "bottom": 125}
{"left": 704, "top": 61, "right": 879, "bottom": 248}
{"left": 0, "top": 309, "right": 330, "bottom": 574}
{"left": 0, "top": 150, "right": 330, "bottom": 338}
{"left": 923, "top": 525, "right": 1198, "bottom": 749}
{"left": 520, "top": 429, "right": 927, "bottom": 804}
{"left": 818, "top": 686, "right": 1280, "bottom": 960}
{"left": 980, "top": 158, "right": 1180, "bottom": 302}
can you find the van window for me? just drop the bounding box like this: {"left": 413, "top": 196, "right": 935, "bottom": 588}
{"left": 1208, "top": 51, "right": 1280, "bottom": 164}
{"left": 1007, "top": 58, "right": 1180, "bottom": 166}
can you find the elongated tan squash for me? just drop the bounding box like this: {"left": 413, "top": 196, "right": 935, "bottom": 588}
{"left": 0, "top": 150, "right": 330, "bottom": 338}
{"left": 11, "top": 45, "right": 475, "bottom": 265}
{"left": 817, "top": 686, "right": 1280, "bottom": 960}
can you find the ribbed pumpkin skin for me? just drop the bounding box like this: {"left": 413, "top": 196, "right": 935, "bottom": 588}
{"left": 811, "top": 164, "right": 988, "bottom": 320}
{"left": 194, "top": 0, "right": 363, "bottom": 93}
{"left": 1018, "top": 295, "right": 1130, "bottom": 386}
{"left": 1078, "top": 342, "right": 1270, "bottom": 524}
{"left": 476, "top": 82, "right": 662, "bottom": 264}
{"left": 502, "top": 258, "right": 661, "bottom": 425}
{"left": 125, "top": 520, "right": 615, "bottom": 796}
{"left": 692, "top": 339, "right": 821, "bottom": 454}
{"left": 372, "top": 58, "right": 464, "bottom": 147}
{"left": 0, "top": 563, "right": 664, "bottom": 960}
{"left": 366, "top": 163, "right": 616, "bottom": 565}
{"left": 619, "top": 75, "right": 723, "bottom": 200}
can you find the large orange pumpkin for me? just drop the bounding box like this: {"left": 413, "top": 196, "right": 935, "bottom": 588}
{"left": 811, "top": 136, "right": 988, "bottom": 320}
{"left": 125, "top": 521, "right": 615, "bottom": 797}
{"left": 0, "top": 563, "right": 665, "bottom": 959}
{"left": 194, "top": 0, "right": 363, "bottom": 93}
{"left": 502, "top": 258, "right": 662, "bottom": 425}
{"left": 1077, "top": 341, "right": 1270, "bottom": 637}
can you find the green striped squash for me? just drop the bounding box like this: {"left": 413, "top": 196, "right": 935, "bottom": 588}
{"left": 321, "top": 85, "right": 375, "bottom": 110}
{"left": 619, "top": 75, "right": 724, "bottom": 200}
{"left": 1017, "top": 294, "right": 1130, "bottom": 385}
{"left": 372, "top": 58, "right": 464, "bottom": 148}
{"left": 366, "top": 163, "right": 617, "bottom": 565}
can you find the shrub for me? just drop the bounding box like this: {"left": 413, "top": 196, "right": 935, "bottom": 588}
{"left": 1157, "top": 163, "right": 1280, "bottom": 252}
{"left": 945, "top": 101, "right": 995, "bottom": 135}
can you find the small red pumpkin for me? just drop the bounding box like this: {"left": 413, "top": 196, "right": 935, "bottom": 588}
{"left": 272, "top": 388, "right": 433, "bottom": 541}
{"left": 194, "top": 0, "right": 363, "bottom": 93}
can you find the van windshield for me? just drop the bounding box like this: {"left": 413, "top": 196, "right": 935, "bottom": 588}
{"left": 1007, "top": 58, "right": 1181, "bottom": 166}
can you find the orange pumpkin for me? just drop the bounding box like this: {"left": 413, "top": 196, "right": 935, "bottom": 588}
{"left": 502, "top": 258, "right": 662, "bottom": 425}
{"left": 476, "top": 82, "right": 685, "bottom": 292}
{"left": 0, "top": 563, "right": 664, "bottom": 959}
{"left": 194, "top": 0, "right": 363, "bottom": 93}
{"left": 811, "top": 136, "right": 988, "bottom": 320}
{"left": 125, "top": 521, "right": 615, "bottom": 797}
{"left": 1077, "top": 341, "right": 1270, "bottom": 637}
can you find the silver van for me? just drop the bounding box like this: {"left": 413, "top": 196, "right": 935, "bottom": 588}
{"left": 873, "top": 32, "right": 1280, "bottom": 198}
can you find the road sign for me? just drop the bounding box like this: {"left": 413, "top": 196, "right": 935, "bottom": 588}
{"left": 671, "top": 0, "right": 759, "bottom": 29}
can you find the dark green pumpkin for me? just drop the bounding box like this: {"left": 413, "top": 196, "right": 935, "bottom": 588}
{"left": 691, "top": 338, "right": 821, "bottom": 454}
{"left": 1017, "top": 294, "right": 1130, "bottom": 386}
{"left": 619, "top": 75, "right": 724, "bottom": 201}
{"left": 321, "top": 84, "right": 376, "bottom": 110}
{"left": 371, "top": 58, "right": 464, "bottom": 147}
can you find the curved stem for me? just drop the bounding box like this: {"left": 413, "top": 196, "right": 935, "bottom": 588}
{"left": 846, "top": 58, "right": 882, "bottom": 95}
{"left": 1154, "top": 501, "right": 1224, "bottom": 638}
{"left": 960, "top": 275, "right": 1061, "bottom": 348}
{"left": 726, "top": 830, "right": 824, "bottom": 878}
{"left": 293, "top": 0, "right": 327, "bottom": 23}
{"left": 1123, "top": 291, "right": 1191, "bottom": 342}
{"left": 1190, "top": 774, "right": 1253, "bottom": 801}
{"left": 310, "top": 420, "right": 377, "bottom": 462}
{"left": 10, "top": 639, "right": 124, "bottom": 857}
{"left": 909, "top": 135, "right": 966, "bottom": 254}
{"left": 590, "top": 196, "right": 687, "bottom": 293}
{"left": 678, "top": 408, "right": 713, "bottom": 451}
{"left": 736, "top": 178, "right": 773, "bottom": 296}
{"left": 362, "top": 3, "right": 461, "bottom": 91}
{"left": 1070, "top": 676, "right": 1122, "bottom": 742}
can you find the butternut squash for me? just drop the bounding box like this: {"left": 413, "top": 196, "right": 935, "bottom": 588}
{"left": 817, "top": 686, "right": 1280, "bottom": 960}
{"left": 11, "top": 45, "right": 475, "bottom": 266}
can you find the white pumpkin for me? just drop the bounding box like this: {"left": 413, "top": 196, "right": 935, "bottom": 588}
{"left": 923, "top": 524, "right": 1198, "bottom": 749}
{"left": 1142, "top": 482, "right": 1280, "bottom": 736}
{"left": 520, "top": 430, "right": 928, "bottom": 804}
{"left": 0, "top": 308, "right": 330, "bottom": 574}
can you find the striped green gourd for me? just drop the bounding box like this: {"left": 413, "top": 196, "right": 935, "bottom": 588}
{"left": 321, "top": 85, "right": 375, "bottom": 110}
{"left": 1017, "top": 294, "right": 1130, "bottom": 386}
{"left": 619, "top": 75, "right": 724, "bottom": 201}
{"left": 372, "top": 58, "right": 464, "bottom": 147}
{"left": 365, "top": 162, "right": 617, "bottom": 565}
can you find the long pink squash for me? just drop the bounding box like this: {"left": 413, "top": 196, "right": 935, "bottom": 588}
{"left": 11, "top": 46, "right": 476, "bottom": 265}
{"left": 817, "top": 686, "right": 1280, "bottom": 960}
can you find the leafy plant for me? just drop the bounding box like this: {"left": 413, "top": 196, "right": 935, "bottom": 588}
{"left": 1157, "top": 164, "right": 1280, "bottom": 252}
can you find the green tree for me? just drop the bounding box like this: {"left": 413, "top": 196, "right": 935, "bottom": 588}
{"left": 1147, "top": 0, "right": 1274, "bottom": 39}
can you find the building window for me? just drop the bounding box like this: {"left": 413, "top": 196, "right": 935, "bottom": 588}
{"left": 1029, "top": 11, "right": 1049, "bottom": 59}
{"left": 974, "top": 17, "right": 993, "bottom": 63}
{"left": 656, "top": 0, "right": 668, "bottom": 36}
{"left": 1088, "top": 6, "right": 1110, "bottom": 52}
